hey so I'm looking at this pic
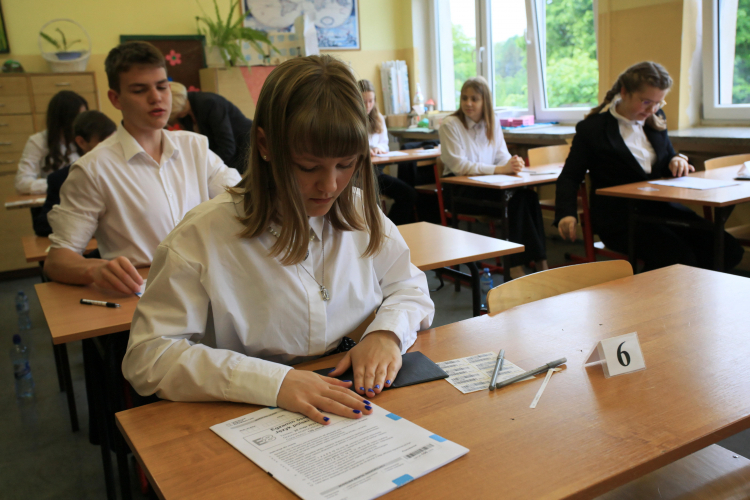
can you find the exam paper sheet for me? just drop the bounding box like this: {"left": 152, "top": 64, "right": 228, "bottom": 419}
{"left": 375, "top": 151, "right": 409, "bottom": 157}
{"left": 211, "top": 405, "right": 468, "bottom": 500}
{"left": 437, "top": 352, "right": 533, "bottom": 394}
{"left": 468, "top": 174, "right": 527, "bottom": 184}
{"left": 648, "top": 177, "right": 739, "bottom": 190}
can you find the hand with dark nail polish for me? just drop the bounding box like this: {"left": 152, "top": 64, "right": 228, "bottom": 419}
{"left": 386, "top": 380, "right": 391, "bottom": 385}
{"left": 367, "top": 388, "right": 374, "bottom": 393}
{"left": 375, "top": 384, "right": 380, "bottom": 389}
{"left": 363, "top": 400, "right": 371, "bottom": 405}
{"left": 323, "top": 416, "right": 330, "bottom": 422}
{"left": 365, "top": 406, "right": 372, "bottom": 411}
{"left": 353, "top": 409, "right": 361, "bottom": 414}
{"left": 359, "top": 387, "right": 365, "bottom": 392}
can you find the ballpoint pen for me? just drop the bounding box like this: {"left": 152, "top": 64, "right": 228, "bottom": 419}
{"left": 489, "top": 349, "right": 505, "bottom": 390}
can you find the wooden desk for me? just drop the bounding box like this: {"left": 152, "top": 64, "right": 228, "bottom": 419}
{"left": 116, "top": 265, "right": 750, "bottom": 499}
{"left": 371, "top": 147, "right": 440, "bottom": 165}
{"left": 398, "top": 222, "right": 524, "bottom": 316}
{"left": 22, "top": 236, "right": 98, "bottom": 263}
{"left": 5, "top": 193, "right": 46, "bottom": 209}
{"left": 596, "top": 165, "right": 750, "bottom": 271}
{"left": 441, "top": 164, "right": 563, "bottom": 281}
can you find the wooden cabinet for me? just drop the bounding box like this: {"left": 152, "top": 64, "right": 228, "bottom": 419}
{"left": 0, "top": 72, "right": 99, "bottom": 274}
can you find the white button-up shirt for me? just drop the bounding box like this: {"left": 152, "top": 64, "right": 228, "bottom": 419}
{"left": 48, "top": 124, "right": 241, "bottom": 265}
{"left": 123, "top": 192, "right": 434, "bottom": 406}
{"left": 610, "top": 100, "right": 657, "bottom": 174}
{"left": 15, "top": 130, "right": 80, "bottom": 194}
{"left": 439, "top": 115, "right": 511, "bottom": 176}
{"left": 368, "top": 115, "right": 389, "bottom": 153}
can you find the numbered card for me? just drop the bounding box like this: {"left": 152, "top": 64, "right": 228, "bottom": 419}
{"left": 584, "top": 332, "right": 646, "bottom": 378}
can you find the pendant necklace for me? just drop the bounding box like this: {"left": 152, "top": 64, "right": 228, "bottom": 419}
{"left": 268, "top": 223, "right": 330, "bottom": 301}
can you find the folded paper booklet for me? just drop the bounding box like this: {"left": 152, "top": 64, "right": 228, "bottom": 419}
{"left": 737, "top": 161, "right": 750, "bottom": 180}
{"left": 437, "top": 351, "right": 534, "bottom": 394}
{"left": 315, "top": 351, "right": 448, "bottom": 391}
{"left": 211, "top": 404, "right": 469, "bottom": 500}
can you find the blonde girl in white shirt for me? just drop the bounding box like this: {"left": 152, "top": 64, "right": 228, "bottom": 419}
{"left": 439, "top": 77, "right": 548, "bottom": 278}
{"left": 358, "top": 78, "right": 416, "bottom": 225}
{"left": 123, "top": 55, "right": 434, "bottom": 425}
{"left": 14, "top": 90, "right": 88, "bottom": 194}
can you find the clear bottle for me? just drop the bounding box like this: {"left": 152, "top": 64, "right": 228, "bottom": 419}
{"left": 15, "top": 290, "right": 31, "bottom": 330}
{"left": 480, "top": 268, "right": 494, "bottom": 311}
{"left": 10, "top": 334, "right": 34, "bottom": 399}
{"left": 413, "top": 82, "right": 425, "bottom": 107}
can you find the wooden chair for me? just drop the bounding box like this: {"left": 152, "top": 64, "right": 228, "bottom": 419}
{"left": 487, "top": 260, "right": 633, "bottom": 315}
{"left": 704, "top": 153, "right": 750, "bottom": 246}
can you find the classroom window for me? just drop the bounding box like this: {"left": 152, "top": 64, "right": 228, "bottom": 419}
{"left": 702, "top": 0, "right": 750, "bottom": 120}
{"left": 435, "top": 0, "right": 598, "bottom": 122}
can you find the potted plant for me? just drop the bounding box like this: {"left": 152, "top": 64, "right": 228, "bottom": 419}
{"left": 40, "top": 27, "right": 83, "bottom": 60}
{"left": 196, "top": 0, "right": 278, "bottom": 67}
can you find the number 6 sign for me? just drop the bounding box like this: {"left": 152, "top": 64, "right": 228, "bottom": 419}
{"left": 584, "top": 332, "right": 646, "bottom": 378}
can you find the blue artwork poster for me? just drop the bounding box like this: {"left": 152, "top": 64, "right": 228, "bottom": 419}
{"left": 243, "top": 0, "right": 360, "bottom": 51}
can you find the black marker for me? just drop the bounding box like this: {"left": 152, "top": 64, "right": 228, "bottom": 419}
{"left": 80, "top": 299, "right": 120, "bottom": 308}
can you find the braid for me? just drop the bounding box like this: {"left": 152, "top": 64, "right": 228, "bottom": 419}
{"left": 586, "top": 80, "right": 621, "bottom": 118}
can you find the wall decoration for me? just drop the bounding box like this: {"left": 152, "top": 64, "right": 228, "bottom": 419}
{"left": 242, "top": 0, "right": 360, "bottom": 56}
{"left": 0, "top": 2, "right": 10, "bottom": 54}
{"left": 120, "top": 35, "right": 206, "bottom": 90}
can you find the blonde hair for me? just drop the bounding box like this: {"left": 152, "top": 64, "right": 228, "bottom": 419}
{"left": 169, "top": 81, "right": 188, "bottom": 122}
{"left": 587, "top": 61, "right": 673, "bottom": 131}
{"left": 230, "top": 55, "right": 384, "bottom": 265}
{"left": 452, "top": 77, "right": 495, "bottom": 143}
{"left": 357, "top": 79, "right": 383, "bottom": 135}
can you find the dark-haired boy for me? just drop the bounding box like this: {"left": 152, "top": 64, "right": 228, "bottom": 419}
{"left": 46, "top": 41, "right": 241, "bottom": 293}
{"left": 33, "top": 110, "right": 117, "bottom": 237}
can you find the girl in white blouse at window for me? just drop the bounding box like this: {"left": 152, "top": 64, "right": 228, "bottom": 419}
{"left": 439, "top": 77, "right": 548, "bottom": 278}
{"left": 14, "top": 91, "right": 88, "bottom": 194}
{"left": 123, "top": 55, "right": 434, "bottom": 425}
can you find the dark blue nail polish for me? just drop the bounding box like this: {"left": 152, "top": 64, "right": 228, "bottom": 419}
{"left": 323, "top": 417, "right": 329, "bottom": 422}
{"left": 367, "top": 388, "right": 374, "bottom": 393}
{"left": 365, "top": 406, "right": 372, "bottom": 411}
{"left": 353, "top": 409, "right": 361, "bottom": 414}
{"left": 328, "top": 368, "right": 335, "bottom": 374}
{"left": 342, "top": 380, "right": 351, "bottom": 383}
{"left": 363, "top": 400, "right": 371, "bottom": 405}
{"left": 359, "top": 387, "right": 365, "bottom": 391}
{"left": 375, "top": 384, "right": 380, "bottom": 389}
{"left": 386, "top": 380, "right": 392, "bottom": 385}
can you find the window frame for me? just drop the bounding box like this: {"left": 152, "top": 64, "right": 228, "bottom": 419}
{"left": 702, "top": 0, "right": 750, "bottom": 121}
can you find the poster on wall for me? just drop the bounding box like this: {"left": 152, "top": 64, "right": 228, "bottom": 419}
{"left": 0, "top": 1, "right": 9, "bottom": 54}
{"left": 119, "top": 35, "right": 206, "bottom": 91}
{"left": 242, "top": 0, "right": 360, "bottom": 58}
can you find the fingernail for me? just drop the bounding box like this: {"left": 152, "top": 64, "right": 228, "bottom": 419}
{"left": 375, "top": 384, "right": 380, "bottom": 389}
{"left": 353, "top": 409, "right": 361, "bottom": 414}
{"left": 367, "top": 388, "right": 374, "bottom": 393}
{"left": 359, "top": 387, "right": 365, "bottom": 391}
{"left": 386, "top": 380, "right": 391, "bottom": 385}
{"left": 328, "top": 368, "right": 335, "bottom": 374}
{"left": 363, "top": 400, "right": 371, "bottom": 405}
{"left": 342, "top": 379, "right": 351, "bottom": 383}
{"left": 365, "top": 406, "right": 372, "bottom": 411}
{"left": 323, "top": 417, "right": 329, "bottom": 422}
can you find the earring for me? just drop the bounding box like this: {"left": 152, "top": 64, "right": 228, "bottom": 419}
{"left": 263, "top": 155, "right": 268, "bottom": 160}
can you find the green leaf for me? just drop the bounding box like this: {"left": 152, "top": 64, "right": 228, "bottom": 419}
{"left": 40, "top": 31, "right": 60, "bottom": 50}
{"left": 56, "top": 27, "right": 68, "bottom": 51}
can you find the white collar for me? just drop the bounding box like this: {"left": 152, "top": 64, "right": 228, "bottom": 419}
{"left": 465, "top": 116, "right": 484, "bottom": 130}
{"left": 116, "top": 123, "right": 178, "bottom": 165}
{"left": 609, "top": 98, "right": 645, "bottom": 127}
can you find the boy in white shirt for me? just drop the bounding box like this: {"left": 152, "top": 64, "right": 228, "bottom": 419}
{"left": 46, "top": 42, "right": 241, "bottom": 293}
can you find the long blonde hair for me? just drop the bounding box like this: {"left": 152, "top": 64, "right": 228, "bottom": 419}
{"left": 357, "top": 79, "right": 383, "bottom": 135}
{"left": 230, "top": 55, "right": 384, "bottom": 265}
{"left": 587, "top": 61, "right": 673, "bottom": 131}
{"left": 452, "top": 77, "right": 495, "bottom": 143}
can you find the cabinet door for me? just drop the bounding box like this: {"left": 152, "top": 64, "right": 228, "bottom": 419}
{"left": 0, "top": 115, "right": 34, "bottom": 134}
{"left": 0, "top": 76, "right": 30, "bottom": 97}
{"left": 30, "top": 74, "right": 96, "bottom": 95}
{"left": 0, "top": 95, "right": 32, "bottom": 115}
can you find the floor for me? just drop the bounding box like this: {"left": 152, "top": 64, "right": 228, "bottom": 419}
{"left": 2, "top": 233, "right": 750, "bottom": 499}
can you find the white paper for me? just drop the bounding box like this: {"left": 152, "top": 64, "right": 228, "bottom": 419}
{"left": 648, "top": 177, "right": 739, "bottom": 190}
{"left": 529, "top": 368, "right": 556, "bottom": 409}
{"left": 4, "top": 197, "right": 46, "bottom": 208}
{"left": 468, "top": 174, "right": 527, "bottom": 184}
{"left": 413, "top": 149, "right": 440, "bottom": 155}
{"left": 211, "top": 404, "right": 468, "bottom": 500}
{"left": 597, "top": 332, "right": 646, "bottom": 378}
{"left": 135, "top": 279, "right": 147, "bottom": 297}
{"left": 737, "top": 161, "right": 750, "bottom": 179}
{"left": 437, "top": 351, "right": 533, "bottom": 394}
{"left": 375, "top": 151, "right": 409, "bottom": 157}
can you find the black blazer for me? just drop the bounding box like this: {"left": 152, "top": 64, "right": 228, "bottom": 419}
{"left": 33, "top": 165, "right": 70, "bottom": 237}
{"left": 179, "top": 92, "right": 253, "bottom": 173}
{"left": 555, "top": 109, "right": 677, "bottom": 233}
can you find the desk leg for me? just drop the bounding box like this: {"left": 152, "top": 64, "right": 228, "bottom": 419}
{"left": 468, "top": 262, "right": 481, "bottom": 317}
{"left": 713, "top": 206, "right": 731, "bottom": 272}
{"left": 52, "top": 340, "right": 65, "bottom": 392}
{"left": 55, "top": 343, "right": 79, "bottom": 432}
{"left": 502, "top": 191, "right": 511, "bottom": 283}
{"left": 104, "top": 336, "right": 132, "bottom": 500}
{"left": 627, "top": 200, "right": 638, "bottom": 273}
{"left": 449, "top": 184, "right": 461, "bottom": 291}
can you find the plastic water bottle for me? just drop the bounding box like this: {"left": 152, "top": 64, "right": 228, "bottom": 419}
{"left": 480, "top": 268, "right": 494, "bottom": 311}
{"left": 10, "top": 334, "right": 34, "bottom": 399}
{"left": 15, "top": 291, "right": 31, "bottom": 330}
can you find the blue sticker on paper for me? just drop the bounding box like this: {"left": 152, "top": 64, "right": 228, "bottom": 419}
{"left": 385, "top": 413, "right": 402, "bottom": 421}
{"left": 429, "top": 434, "right": 447, "bottom": 442}
{"left": 392, "top": 474, "right": 414, "bottom": 487}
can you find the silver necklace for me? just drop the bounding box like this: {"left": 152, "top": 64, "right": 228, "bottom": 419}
{"left": 268, "top": 223, "right": 330, "bottom": 301}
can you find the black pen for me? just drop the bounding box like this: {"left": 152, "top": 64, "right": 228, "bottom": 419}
{"left": 80, "top": 299, "right": 120, "bottom": 308}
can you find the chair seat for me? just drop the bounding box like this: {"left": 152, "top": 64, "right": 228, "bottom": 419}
{"left": 415, "top": 183, "right": 437, "bottom": 194}
{"left": 727, "top": 223, "right": 750, "bottom": 244}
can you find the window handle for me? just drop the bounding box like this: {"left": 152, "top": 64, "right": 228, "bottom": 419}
{"left": 478, "top": 46, "right": 485, "bottom": 64}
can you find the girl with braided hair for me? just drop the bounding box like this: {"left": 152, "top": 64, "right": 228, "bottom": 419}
{"left": 555, "top": 61, "right": 743, "bottom": 271}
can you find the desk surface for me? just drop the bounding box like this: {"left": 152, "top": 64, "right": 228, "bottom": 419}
{"left": 441, "top": 163, "right": 563, "bottom": 189}
{"left": 398, "top": 222, "right": 523, "bottom": 270}
{"left": 21, "top": 236, "right": 97, "bottom": 263}
{"left": 5, "top": 193, "right": 46, "bottom": 210}
{"left": 596, "top": 165, "right": 750, "bottom": 207}
{"left": 36, "top": 267, "right": 149, "bottom": 344}
{"left": 116, "top": 265, "right": 750, "bottom": 500}
{"left": 371, "top": 147, "right": 440, "bottom": 165}
{"left": 389, "top": 124, "right": 577, "bottom": 145}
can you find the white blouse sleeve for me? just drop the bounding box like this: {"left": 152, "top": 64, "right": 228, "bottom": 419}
{"left": 493, "top": 125, "right": 512, "bottom": 167}
{"left": 362, "top": 215, "right": 434, "bottom": 352}
{"left": 15, "top": 134, "right": 48, "bottom": 194}
{"left": 369, "top": 115, "right": 389, "bottom": 153}
{"left": 123, "top": 245, "right": 293, "bottom": 406}
{"left": 438, "top": 118, "right": 496, "bottom": 176}
{"left": 206, "top": 148, "right": 242, "bottom": 198}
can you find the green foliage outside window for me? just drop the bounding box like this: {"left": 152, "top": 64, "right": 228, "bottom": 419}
{"left": 733, "top": 0, "right": 750, "bottom": 104}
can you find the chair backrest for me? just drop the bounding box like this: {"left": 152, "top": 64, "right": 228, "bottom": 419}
{"left": 527, "top": 144, "right": 571, "bottom": 167}
{"left": 704, "top": 153, "right": 750, "bottom": 170}
{"left": 435, "top": 157, "right": 448, "bottom": 226}
{"left": 487, "top": 260, "right": 633, "bottom": 315}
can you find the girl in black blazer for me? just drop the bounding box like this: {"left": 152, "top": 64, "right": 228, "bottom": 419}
{"left": 555, "top": 61, "right": 743, "bottom": 271}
